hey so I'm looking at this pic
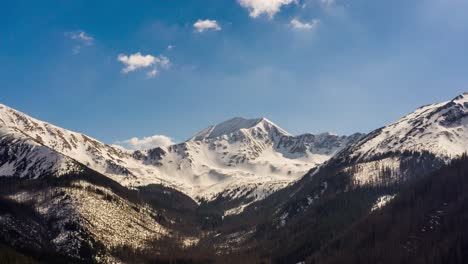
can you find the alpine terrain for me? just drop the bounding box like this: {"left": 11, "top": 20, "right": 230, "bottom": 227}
{"left": 0, "top": 103, "right": 361, "bottom": 212}
{"left": 1, "top": 93, "right": 468, "bottom": 263}
{"left": 201, "top": 92, "right": 468, "bottom": 263}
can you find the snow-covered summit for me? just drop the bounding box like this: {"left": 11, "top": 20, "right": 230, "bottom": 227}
{"left": 190, "top": 117, "right": 291, "bottom": 141}
{"left": 153, "top": 117, "right": 363, "bottom": 202}
{"left": 346, "top": 92, "right": 468, "bottom": 161}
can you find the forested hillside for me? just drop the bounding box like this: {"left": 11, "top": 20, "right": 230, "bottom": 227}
{"left": 308, "top": 155, "right": 468, "bottom": 264}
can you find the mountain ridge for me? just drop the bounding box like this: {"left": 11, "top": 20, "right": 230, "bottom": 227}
{"left": 0, "top": 104, "right": 361, "bottom": 208}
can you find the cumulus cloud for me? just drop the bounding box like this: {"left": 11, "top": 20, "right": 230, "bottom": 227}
{"left": 193, "top": 19, "right": 221, "bottom": 32}
{"left": 118, "top": 53, "right": 157, "bottom": 73}
{"left": 114, "top": 135, "right": 175, "bottom": 151}
{"left": 290, "top": 18, "right": 320, "bottom": 30}
{"left": 117, "top": 53, "right": 170, "bottom": 76}
{"left": 238, "top": 0, "right": 297, "bottom": 18}
{"left": 65, "top": 30, "right": 94, "bottom": 54}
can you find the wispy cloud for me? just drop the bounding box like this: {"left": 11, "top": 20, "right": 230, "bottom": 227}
{"left": 65, "top": 30, "right": 94, "bottom": 54}
{"left": 320, "top": 0, "right": 335, "bottom": 7}
{"left": 300, "top": 0, "right": 338, "bottom": 11}
{"left": 117, "top": 52, "right": 170, "bottom": 77}
{"left": 290, "top": 18, "right": 320, "bottom": 30}
{"left": 146, "top": 69, "right": 159, "bottom": 78}
{"left": 238, "top": 0, "right": 297, "bottom": 18}
{"left": 114, "top": 135, "right": 175, "bottom": 151}
{"left": 193, "top": 19, "right": 221, "bottom": 33}
{"left": 66, "top": 31, "right": 94, "bottom": 45}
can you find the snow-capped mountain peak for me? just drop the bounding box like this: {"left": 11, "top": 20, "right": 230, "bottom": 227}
{"left": 346, "top": 92, "right": 468, "bottom": 162}
{"left": 190, "top": 117, "right": 290, "bottom": 141}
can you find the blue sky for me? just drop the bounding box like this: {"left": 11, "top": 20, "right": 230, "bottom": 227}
{"left": 1, "top": 0, "right": 468, "bottom": 147}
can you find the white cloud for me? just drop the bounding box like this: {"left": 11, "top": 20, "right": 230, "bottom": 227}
{"left": 65, "top": 30, "right": 94, "bottom": 54}
{"left": 117, "top": 53, "right": 171, "bottom": 76}
{"left": 118, "top": 53, "right": 156, "bottom": 73}
{"left": 167, "top": 45, "right": 175, "bottom": 50}
{"left": 114, "top": 135, "right": 175, "bottom": 151}
{"left": 290, "top": 18, "right": 320, "bottom": 30}
{"left": 193, "top": 19, "right": 221, "bottom": 32}
{"left": 238, "top": 0, "right": 297, "bottom": 18}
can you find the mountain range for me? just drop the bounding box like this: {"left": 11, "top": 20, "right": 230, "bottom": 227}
{"left": 0, "top": 104, "right": 362, "bottom": 213}
{"left": 1, "top": 93, "right": 468, "bottom": 263}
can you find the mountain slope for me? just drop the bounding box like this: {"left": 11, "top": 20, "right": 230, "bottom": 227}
{"left": 346, "top": 92, "right": 468, "bottom": 161}
{"left": 0, "top": 167, "right": 204, "bottom": 263}
{"left": 308, "top": 155, "right": 468, "bottom": 264}
{"left": 333, "top": 92, "right": 468, "bottom": 185}
{"left": 0, "top": 104, "right": 139, "bottom": 180}
{"left": 0, "top": 126, "right": 82, "bottom": 179}
{"left": 282, "top": 92, "right": 468, "bottom": 216}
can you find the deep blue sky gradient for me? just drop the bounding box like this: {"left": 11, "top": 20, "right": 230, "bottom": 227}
{"left": 1, "top": 0, "right": 467, "bottom": 143}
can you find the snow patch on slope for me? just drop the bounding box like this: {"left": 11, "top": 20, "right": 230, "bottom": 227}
{"left": 8, "top": 181, "right": 168, "bottom": 255}
{"left": 0, "top": 127, "right": 82, "bottom": 178}
{"left": 345, "top": 157, "right": 401, "bottom": 185}
{"left": 371, "top": 194, "right": 396, "bottom": 211}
